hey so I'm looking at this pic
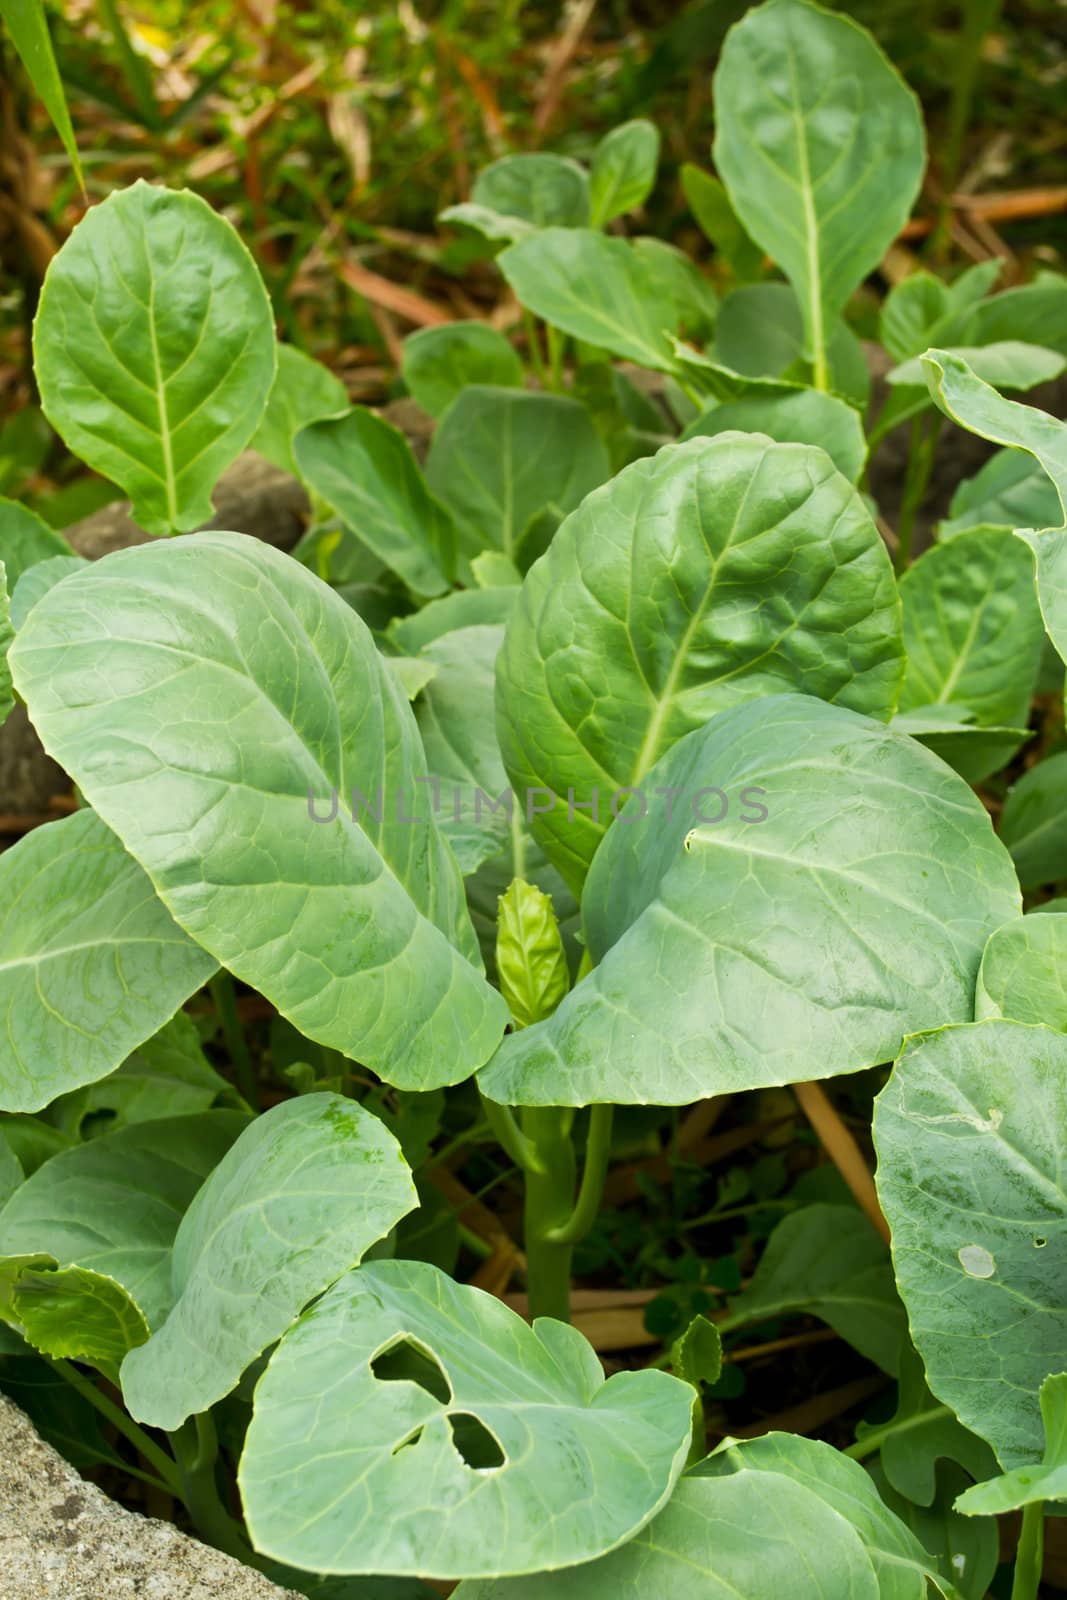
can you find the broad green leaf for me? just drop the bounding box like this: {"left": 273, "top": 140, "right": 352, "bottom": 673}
{"left": 402, "top": 324, "right": 523, "bottom": 420}
{"left": 957, "top": 278, "right": 1067, "bottom": 358}
{"left": 880, "top": 273, "right": 952, "bottom": 363}
{"left": 294, "top": 409, "right": 455, "bottom": 596}
{"left": 33, "top": 183, "right": 276, "bottom": 536}
{"left": 0, "top": 808, "right": 217, "bottom": 1114}
{"left": 480, "top": 695, "right": 1021, "bottom": 1106}
{"left": 683, "top": 387, "right": 866, "bottom": 480}
{"left": 713, "top": 282, "right": 871, "bottom": 407}
{"left": 239, "top": 1258, "right": 694, "bottom": 1579}
{"left": 496, "top": 879, "right": 569, "bottom": 1029}
{"left": 121, "top": 1093, "right": 416, "bottom": 1430}
{"left": 10, "top": 553, "right": 85, "bottom": 630}
{"left": 721, "top": 1204, "right": 905, "bottom": 1376}
{"left": 425, "top": 387, "right": 609, "bottom": 566}
{"left": 680, "top": 164, "right": 764, "bottom": 281}
{"left": 0, "top": 1257, "right": 148, "bottom": 1370}
{"left": 0, "top": 1118, "right": 72, "bottom": 1178}
{"left": 0, "top": 0, "right": 83, "bottom": 184}
{"left": 713, "top": 0, "right": 924, "bottom": 377}
{"left": 472, "top": 153, "right": 590, "bottom": 231}
{"left": 854, "top": 1344, "right": 996, "bottom": 1506}
{"left": 874, "top": 1019, "right": 1067, "bottom": 1468}
{"left": 0, "top": 497, "right": 72, "bottom": 589}
{"left": 956, "top": 1372, "right": 1067, "bottom": 1514}
{"left": 976, "top": 913, "right": 1067, "bottom": 1029}
{"left": 872, "top": 1461, "right": 998, "bottom": 1600}
{"left": 890, "top": 706, "right": 1028, "bottom": 787}
{"left": 939, "top": 449, "right": 1062, "bottom": 541}
{"left": 499, "top": 230, "right": 684, "bottom": 373}
{"left": 695, "top": 1432, "right": 947, "bottom": 1599}
{"left": 251, "top": 344, "right": 348, "bottom": 478}
{"left": 0, "top": 1110, "right": 246, "bottom": 1329}
{"left": 897, "top": 526, "right": 1044, "bottom": 728}
{"left": 999, "top": 752, "right": 1067, "bottom": 889}
{"left": 453, "top": 1472, "right": 883, "bottom": 1600}
{"left": 631, "top": 238, "right": 718, "bottom": 340}
{"left": 889, "top": 342, "right": 1065, "bottom": 392}
{"left": 496, "top": 436, "right": 903, "bottom": 889}
{"left": 388, "top": 586, "right": 517, "bottom": 656}
{"left": 589, "top": 120, "right": 660, "bottom": 227}
{"left": 11, "top": 532, "right": 508, "bottom": 1089}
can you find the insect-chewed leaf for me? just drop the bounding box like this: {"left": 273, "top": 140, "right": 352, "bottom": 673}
{"left": 0, "top": 808, "right": 218, "bottom": 1114}
{"left": 11, "top": 532, "right": 508, "bottom": 1089}
{"left": 32, "top": 183, "right": 276, "bottom": 535}
{"left": 121, "top": 1094, "right": 416, "bottom": 1430}
{"left": 238, "top": 1258, "right": 694, "bottom": 1579}
{"left": 480, "top": 695, "right": 1021, "bottom": 1107}
{"left": 496, "top": 437, "right": 902, "bottom": 891}
{"left": 713, "top": 0, "right": 924, "bottom": 371}
{"left": 976, "top": 913, "right": 1067, "bottom": 1029}
{"left": 0, "top": 1110, "right": 246, "bottom": 1330}
{"left": 874, "top": 1018, "right": 1067, "bottom": 1468}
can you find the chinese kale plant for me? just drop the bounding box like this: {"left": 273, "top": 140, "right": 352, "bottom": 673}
{"left": 1, "top": 2, "right": 1067, "bottom": 1596}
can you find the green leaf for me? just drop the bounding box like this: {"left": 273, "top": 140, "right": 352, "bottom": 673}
{"left": 976, "top": 913, "right": 1067, "bottom": 1029}
{"left": 956, "top": 279, "right": 1067, "bottom": 358}
{"left": 889, "top": 706, "right": 1028, "bottom": 787}
{"left": 33, "top": 183, "right": 276, "bottom": 535}
{"left": 402, "top": 324, "right": 523, "bottom": 420}
{"left": 239, "top": 1258, "right": 694, "bottom": 1579}
{"left": 294, "top": 408, "right": 455, "bottom": 597}
{"left": 889, "top": 342, "right": 1065, "bottom": 392}
{"left": 480, "top": 695, "right": 1021, "bottom": 1107}
{"left": 670, "top": 1315, "right": 722, "bottom": 1390}
{"left": 874, "top": 1018, "right": 1067, "bottom": 1468}
{"left": 121, "top": 1093, "right": 416, "bottom": 1430}
{"left": 683, "top": 387, "right": 867, "bottom": 480}
{"left": 713, "top": 282, "right": 871, "bottom": 407}
{"left": 472, "top": 153, "right": 590, "bottom": 230}
{"left": 0, "top": 1258, "right": 149, "bottom": 1370}
{"left": 0, "top": 1111, "right": 246, "bottom": 1329}
{"left": 898, "top": 526, "right": 1044, "bottom": 729}
{"left": 251, "top": 344, "right": 348, "bottom": 478}
{"left": 589, "top": 120, "right": 660, "bottom": 227}
{"left": 880, "top": 273, "right": 953, "bottom": 363}
{"left": 631, "top": 238, "right": 718, "bottom": 341}
{"left": 0, "top": 0, "right": 83, "bottom": 185}
{"left": 680, "top": 164, "right": 764, "bottom": 281}
{"left": 956, "top": 1372, "right": 1067, "bottom": 1514}
{"left": 499, "top": 230, "right": 685, "bottom": 374}
{"left": 0, "top": 497, "right": 73, "bottom": 590}
{"left": 0, "top": 560, "right": 11, "bottom": 729}
{"left": 496, "top": 436, "right": 903, "bottom": 890}
{"left": 11, "top": 532, "right": 508, "bottom": 1090}
{"left": 425, "top": 387, "right": 609, "bottom": 567}
{"left": 723, "top": 1204, "right": 905, "bottom": 1376}
{"left": 713, "top": 0, "right": 924, "bottom": 377}
{"left": 10, "top": 554, "right": 86, "bottom": 630}
{"left": 0, "top": 1133, "right": 21, "bottom": 1207}
{"left": 871, "top": 1461, "right": 999, "bottom": 1600}
{"left": 496, "top": 879, "right": 569, "bottom": 1029}
{"left": 999, "top": 752, "right": 1067, "bottom": 890}
{"left": 940, "top": 449, "right": 1062, "bottom": 541}
{"left": 0, "top": 808, "right": 217, "bottom": 1114}
{"left": 854, "top": 1344, "right": 996, "bottom": 1506}
{"left": 388, "top": 587, "right": 517, "bottom": 655}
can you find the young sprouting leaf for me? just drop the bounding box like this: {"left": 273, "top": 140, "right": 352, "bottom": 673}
{"left": 0, "top": 0, "right": 83, "bottom": 186}
{"left": 713, "top": 0, "right": 924, "bottom": 382}
{"left": 0, "top": 1111, "right": 246, "bottom": 1330}
{"left": 940, "top": 449, "right": 1062, "bottom": 541}
{"left": 874, "top": 1019, "right": 1067, "bottom": 1468}
{"left": 10, "top": 554, "right": 85, "bottom": 630}
{"left": 976, "top": 914, "right": 1067, "bottom": 1029}
{"left": 680, "top": 164, "right": 763, "bottom": 281}
{"left": 0, "top": 497, "right": 72, "bottom": 590}
{"left": 683, "top": 387, "right": 866, "bottom": 481}
{"left": 388, "top": 586, "right": 517, "bottom": 655}
{"left": 589, "top": 120, "right": 659, "bottom": 227}
{"left": 402, "top": 324, "right": 523, "bottom": 420}
{"left": 471, "top": 153, "right": 590, "bottom": 231}
{"left": 499, "top": 230, "right": 685, "bottom": 373}
{"left": 250, "top": 344, "right": 348, "bottom": 478}
{"left": 889, "top": 342, "right": 1065, "bottom": 393}
{"left": 0, "top": 1257, "right": 149, "bottom": 1371}
{"left": 721, "top": 1204, "right": 905, "bottom": 1376}
{"left": 496, "top": 879, "right": 569, "bottom": 1029}
{"left": 239, "top": 1258, "right": 694, "bottom": 1579}
{"left": 670, "top": 1314, "right": 722, "bottom": 1391}
{"left": 956, "top": 1372, "right": 1067, "bottom": 1514}
{"left": 999, "top": 752, "right": 1067, "bottom": 890}
{"left": 854, "top": 1344, "right": 996, "bottom": 1507}
{"left": 11, "top": 532, "right": 508, "bottom": 1090}
{"left": 0, "top": 809, "right": 218, "bottom": 1115}
{"left": 713, "top": 282, "right": 871, "bottom": 407}
{"left": 32, "top": 183, "right": 276, "bottom": 536}
{"left": 880, "top": 273, "right": 953, "bottom": 362}
{"left": 294, "top": 409, "right": 455, "bottom": 596}
{"left": 425, "top": 387, "right": 610, "bottom": 567}
{"left": 471, "top": 551, "right": 522, "bottom": 589}
{"left": 480, "top": 695, "right": 1021, "bottom": 1107}
{"left": 496, "top": 436, "right": 902, "bottom": 890}
{"left": 120, "top": 1094, "right": 416, "bottom": 1431}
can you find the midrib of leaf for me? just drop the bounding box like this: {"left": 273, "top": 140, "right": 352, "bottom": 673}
{"left": 785, "top": 35, "right": 826, "bottom": 391}
{"left": 145, "top": 263, "right": 178, "bottom": 527}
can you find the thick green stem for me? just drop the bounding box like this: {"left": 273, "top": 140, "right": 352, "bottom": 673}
{"left": 546, "top": 1104, "right": 614, "bottom": 1245}
{"left": 480, "top": 1091, "right": 545, "bottom": 1174}
{"left": 842, "top": 1404, "right": 953, "bottom": 1461}
{"left": 522, "top": 1106, "right": 577, "bottom": 1322}
{"left": 1012, "top": 1501, "right": 1045, "bottom": 1600}
{"left": 209, "top": 972, "right": 258, "bottom": 1108}
{"left": 170, "top": 1412, "right": 250, "bottom": 1562}
{"left": 51, "top": 1360, "right": 183, "bottom": 1494}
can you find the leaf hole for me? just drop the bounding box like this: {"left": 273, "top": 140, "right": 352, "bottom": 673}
{"left": 370, "top": 1337, "right": 453, "bottom": 1405}
{"left": 448, "top": 1412, "right": 506, "bottom": 1471}
{"left": 1034, "top": 1237, "right": 1048, "bottom": 1249}
{"left": 391, "top": 1425, "right": 424, "bottom": 1457}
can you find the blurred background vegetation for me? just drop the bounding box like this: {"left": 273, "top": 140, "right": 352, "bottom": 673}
{"left": 1, "top": 0, "right": 1065, "bottom": 522}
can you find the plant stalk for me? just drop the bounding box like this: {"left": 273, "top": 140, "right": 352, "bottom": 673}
{"left": 209, "top": 972, "right": 258, "bottom": 1109}
{"left": 522, "top": 1106, "right": 577, "bottom": 1321}
{"left": 50, "top": 1360, "right": 183, "bottom": 1494}
{"left": 546, "top": 1104, "right": 614, "bottom": 1244}
{"left": 170, "top": 1412, "right": 250, "bottom": 1563}
{"left": 1012, "top": 1501, "right": 1045, "bottom": 1600}
{"left": 894, "top": 416, "right": 940, "bottom": 574}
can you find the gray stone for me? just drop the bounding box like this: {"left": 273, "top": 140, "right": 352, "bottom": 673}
{"left": 0, "top": 1393, "right": 301, "bottom": 1600}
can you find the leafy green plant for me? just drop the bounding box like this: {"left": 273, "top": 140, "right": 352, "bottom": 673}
{"left": 2, "top": 1, "right": 1067, "bottom": 1596}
